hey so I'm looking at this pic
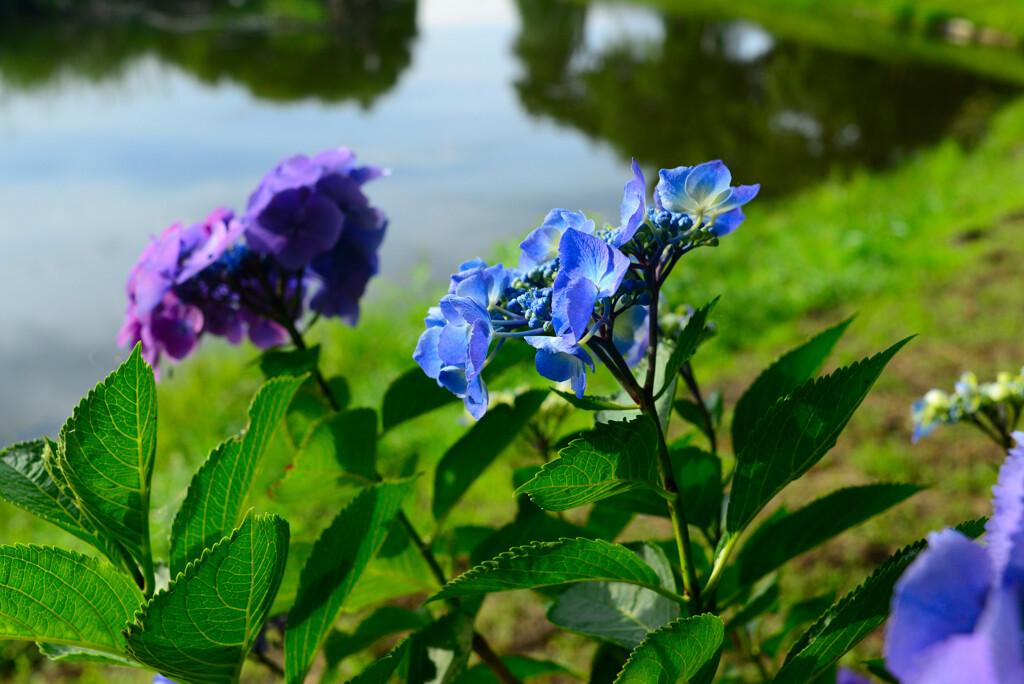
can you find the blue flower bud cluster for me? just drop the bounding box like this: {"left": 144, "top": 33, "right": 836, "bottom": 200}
{"left": 415, "top": 159, "right": 759, "bottom": 418}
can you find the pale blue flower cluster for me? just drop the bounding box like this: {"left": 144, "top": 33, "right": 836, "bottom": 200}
{"left": 414, "top": 159, "right": 759, "bottom": 418}
{"left": 912, "top": 370, "right": 1024, "bottom": 444}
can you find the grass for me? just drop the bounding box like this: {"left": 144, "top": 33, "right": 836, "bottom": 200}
{"left": 5, "top": 72, "right": 1024, "bottom": 684}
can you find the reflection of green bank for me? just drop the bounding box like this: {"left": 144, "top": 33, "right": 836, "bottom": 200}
{"left": 0, "top": 0, "right": 417, "bottom": 106}
{"left": 515, "top": 0, "right": 1021, "bottom": 196}
{"left": 621, "top": 0, "right": 1024, "bottom": 85}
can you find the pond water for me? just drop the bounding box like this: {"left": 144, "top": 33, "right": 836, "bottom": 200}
{"left": 0, "top": 0, "right": 1018, "bottom": 442}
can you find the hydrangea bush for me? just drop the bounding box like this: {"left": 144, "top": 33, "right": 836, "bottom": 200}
{"left": 0, "top": 152, "right": 1000, "bottom": 683}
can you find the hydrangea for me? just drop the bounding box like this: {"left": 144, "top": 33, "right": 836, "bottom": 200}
{"left": 414, "top": 159, "right": 757, "bottom": 418}
{"left": 884, "top": 434, "right": 1024, "bottom": 683}
{"left": 119, "top": 148, "right": 388, "bottom": 373}
{"left": 911, "top": 369, "right": 1024, "bottom": 445}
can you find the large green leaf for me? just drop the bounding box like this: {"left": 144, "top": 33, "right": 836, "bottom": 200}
{"left": 258, "top": 345, "right": 321, "bottom": 378}
{"left": 124, "top": 512, "right": 290, "bottom": 684}
{"left": 516, "top": 416, "right": 667, "bottom": 512}
{"left": 453, "top": 656, "right": 577, "bottom": 684}
{"left": 405, "top": 613, "right": 474, "bottom": 684}
{"left": 731, "top": 318, "right": 852, "bottom": 454}
{"left": 551, "top": 390, "right": 637, "bottom": 411}
{"left": 429, "top": 538, "right": 678, "bottom": 604}
{"left": 272, "top": 409, "right": 378, "bottom": 504}
{"left": 736, "top": 483, "right": 922, "bottom": 587}
{"left": 774, "top": 519, "right": 987, "bottom": 683}
{"left": 433, "top": 390, "right": 547, "bottom": 522}
{"left": 285, "top": 480, "right": 414, "bottom": 684}
{"left": 0, "top": 441, "right": 126, "bottom": 568}
{"left": 322, "top": 606, "right": 430, "bottom": 680}
{"left": 613, "top": 614, "right": 725, "bottom": 684}
{"left": 345, "top": 639, "right": 410, "bottom": 684}
{"left": 470, "top": 498, "right": 594, "bottom": 566}
{"left": 593, "top": 442, "right": 721, "bottom": 528}
{"left": 169, "top": 375, "right": 305, "bottom": 576}
{"left": 381, "top": 344, "right": 531, "bottom": 432}
{"left": 0, "top": 545, "right": 144, "bottom": 658}
{"left": 547, "top": 544, "right": 679, "bottom": 648}
{"left": 726, "top": 338, "right": 911, "bottom": 537}
{"left": 659, "top": 297, "right": 718, "bottom": 398}
{"left": 57, "top": 343, "right": 157, "bottom": 579}
{"left": 344, "top": 525, "right": 440, "bottom": 613}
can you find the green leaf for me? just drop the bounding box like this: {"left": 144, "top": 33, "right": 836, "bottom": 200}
{"left": 323, "top": 606, "right": 429, "bottom": 675}
{"left": 381, "top": 344, "right": 531, "bottom": 432}
{"left": 37, "top": 643, "right": 139, "bottom": 667}
{"left": 283, "top": 375, "right": 351, "bottom": 448}
{"left": 57, "top": 343, "right": 157, "bottom": 579}
{"left": 470, "top": 498, "right": 594, "bottom": 566}
{"left": 864, "top": 658, "right": 899, "bottom": 683}
{"left": 285, "top": 480, "right": 414, "bottom": 684}
{"left": 613, "top": 613, "right": 725, "bottom": 684}
{"left": 169, "top": 375, "right": 305, "bottom": 576}
{"left": 125, "top": 512, "right": 289, "bottom": 684}
{"left": 774, "top": 545, "right": 919, "bottom": 684}
{"left": 774, "top": 518, "right": 985, "bottom": 684}
{"left": 429, "top": 538, "right": 678, "bottom": 604}
{"left": 434, "top": 390, "right": 547, "bottom": 522}
{"left": 516, "top": 416, "right": 667, "bottom": 512}
{"left": 345, "top": 525, "right": 441, "bottom": 613}
{"left": 453, "top": 655, "right": 578, "bottom": 683}
{"left": 551, "top": 390, "right": 637, "bottom": 411}
{"left": 259, "top": 345, "right": 321, "bottom": 378}
{"left": 731, "top": 318, "right": 852, "bottom": 454}
{"left": 659, "top": 297, "right": 719, "bottom": 397}
{"left": 673, "top": 399, "right": 711, "bottom": 440}
{"left": 345, "top": 639, "right": 410, "bottom": 684}
{"left": 725, "top": 338, "right": 911, "bottom": 537}
{"left": 547, "top": 544, "right": 679, "bottom": 648}
{"left": 405, "top": 613, "right": 474, "bottom": 684}
{"left": 272, "top": 409, "right": 378, "bottom": 504}
{"left": 0, "top": 545, "right": 144, "bottom": 658}
{"left": 0, "top": 441, "right": 126, "bottom": 568}
{"left": 580, "top": 443, "right": 720, "bottom": 528}
{"left": 736, "top": 483, "right": 922, "bottom": 588}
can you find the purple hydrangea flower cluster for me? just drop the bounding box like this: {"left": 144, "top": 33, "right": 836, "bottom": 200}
{"left": 884, "top": 434, "right": 1024, "bottom": 683}
{"left": 414, "top": 159, "right": 758, "bottom": 418}
{"left": 119, "top": 148, "right": 388, "bottom": 373}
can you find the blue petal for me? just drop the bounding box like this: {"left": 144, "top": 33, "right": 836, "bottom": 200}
{"left": 413, "top": 327, "right": 443, "bottom": 379}
{"left": 656, "top": 166, "right": 696, "bottom": 215}
{"left": 437, "top": 322, "right": 470, "bottom": 366}
{"left": 711, "top": 207, "right": 746, "bottom": 236}
{"left": 558, "top": 228, "right": 629, "bottom": 297}
{"left": 901, "top": 587, "right": 1024, "bottom": 684}
{"left": 683, "top": 160, "right": 731, "bottom": 206}
{"left": 462, "top": 372, "right": 489, "bottom": 420}
{"left": 520, "top": 225, "right": 563, "bottom": 267}
{"left": 466, "top": 319, "right": 492, "bottom": 382}
{"left": 986, "top": 436, "right": 1024, "bottom": 585}
{"left": 617, "top": 158, "right": 646, "bottom": 246}
{"left": 559, "top": 277, "right": 599, "bottom": 342}
{"left": 543, "top": 208, "right": 595, "bottom": 235}
{"left": 438, "top": 365, "right": 468, "bottom": 396}
{"left": 454, "top": 273, "right": 492, "bottom": 310}
{"left": 527, "top": 336, "right": 594, "bottom": 397}
{"left": 885, "top": 529, "right": 992, "bottom": 682}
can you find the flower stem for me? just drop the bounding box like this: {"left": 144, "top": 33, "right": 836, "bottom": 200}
{"left": 679, "top": 361, "right": 717, "bottom": 454}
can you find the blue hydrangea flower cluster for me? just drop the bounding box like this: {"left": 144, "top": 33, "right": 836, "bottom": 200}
{"left": 885, "top": 434, "right": 1024, "bottom": 683}
{"left": 414, "top": 159, "right": 758, "bottom": 418}
{"left": 119, "top": 148, "right": 387, "bottom": 373}
{"left": 911, "top": 369, "right": 1024, "bottom": 442}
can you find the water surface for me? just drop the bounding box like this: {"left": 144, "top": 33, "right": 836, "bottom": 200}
{"left": 0, "top": 0, "right": 1017, "bottom": 441}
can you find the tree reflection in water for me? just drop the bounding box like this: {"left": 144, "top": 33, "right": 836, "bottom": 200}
{"left": 0, "top": 0, "right": 417, "bottom": 107}
{"left": 513, "top": 0, "right": 1017, "bottom": 196}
